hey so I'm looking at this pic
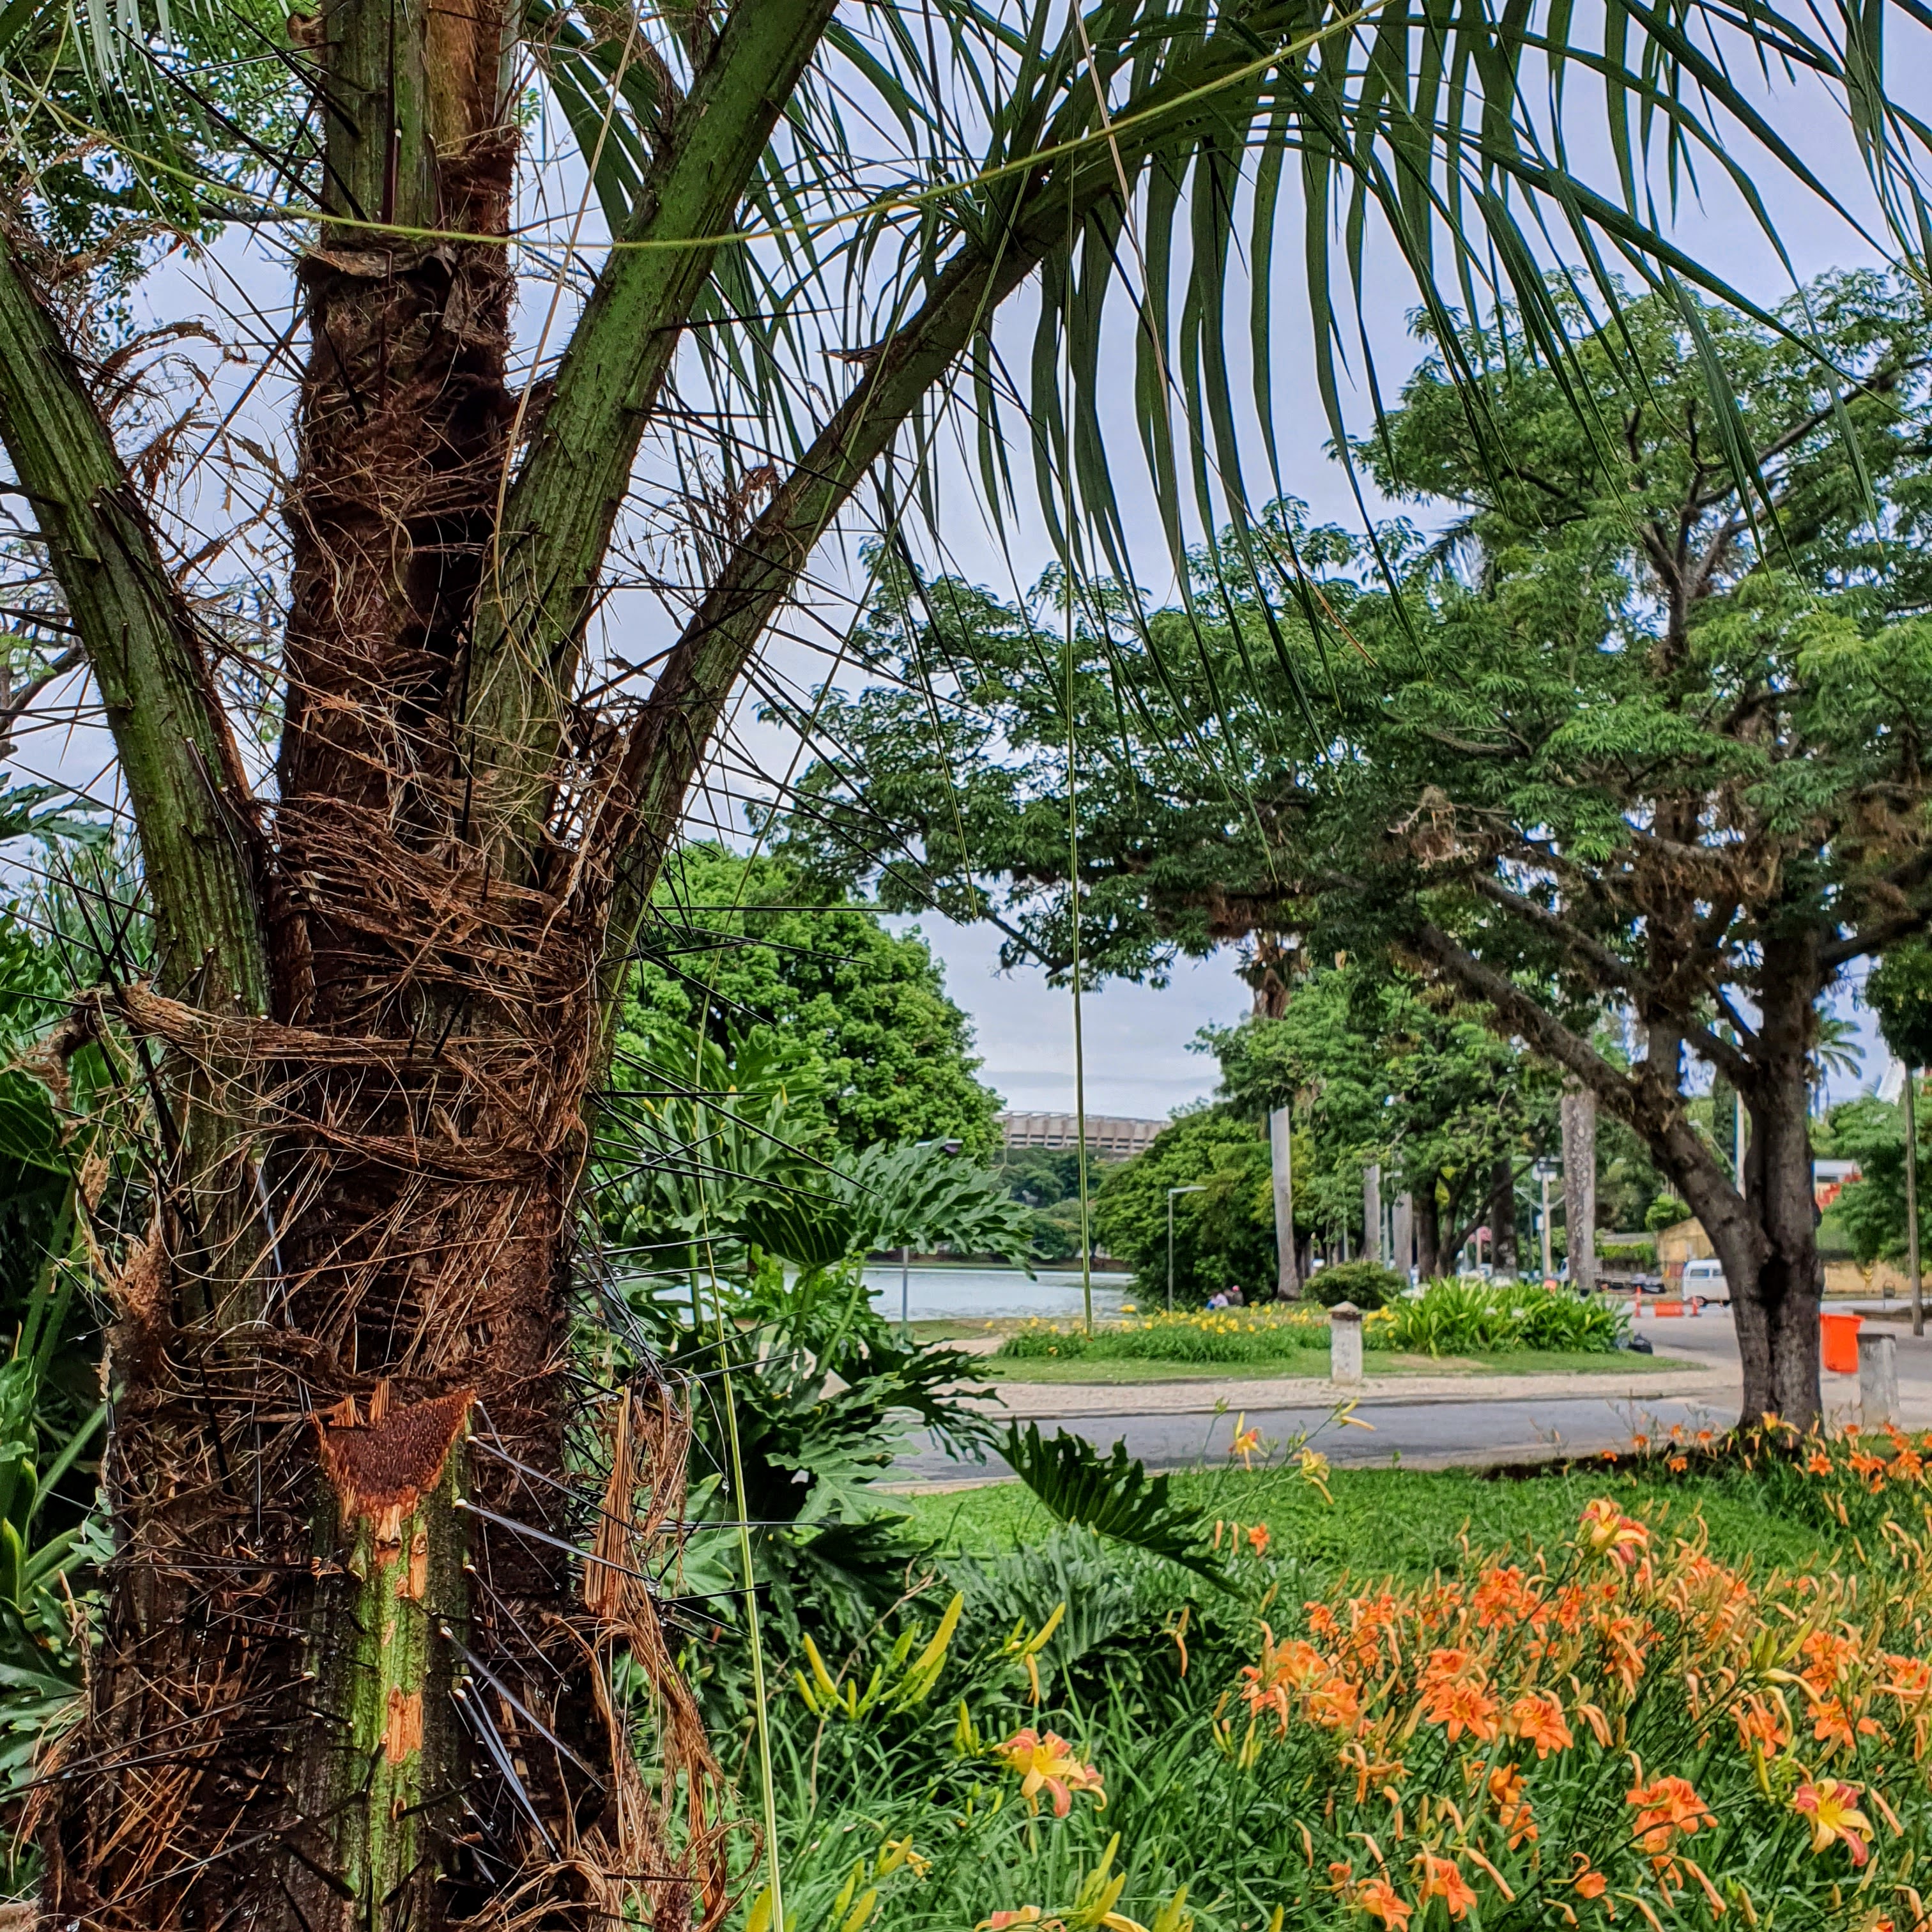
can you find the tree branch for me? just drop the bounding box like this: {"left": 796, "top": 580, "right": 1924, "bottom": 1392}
{"left": 461, "top": 0, "right": 842, "bottom": 870}
{"left": 0, "top": 641, "right": 84, "bottom": 760}
{"left": 591, "top": 3, "right": 1313, "bottom": 1009}
{"left": 1402, "top": 915, "right": 1749, "bottom": 1252}
{"left": 1823, "top": 900, "right": 1932, "bottom": 971}
{"left": 0, "top": 238, "right": 268, "bottom": 1011}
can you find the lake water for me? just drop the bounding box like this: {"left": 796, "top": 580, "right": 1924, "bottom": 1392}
{"left": 861, "top": 1264, "right": 1131, "bottom": 1323}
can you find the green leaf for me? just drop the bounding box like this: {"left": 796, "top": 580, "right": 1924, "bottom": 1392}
{"left": 0, "top": 1071, "right": 63, "bottom": 1175}
{"left": 737, "top": 1188, "right": 860, "bottom": 1271}
{"left": 1001, "top": 1423, "right": 1230, "bottom": 1589}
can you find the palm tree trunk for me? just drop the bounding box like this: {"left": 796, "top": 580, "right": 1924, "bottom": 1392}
{"left": 0, "top": 0, "right": 833, "bottom": 1914}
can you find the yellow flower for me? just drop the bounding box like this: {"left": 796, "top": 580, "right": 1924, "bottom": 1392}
{"left": 1579, "top": 1497, "right": 1649, "bottom": 1568}
{"left": 995, "top": 1728, "right": 1107, "bottom": 1817}
{"left": 1794, "top": 1779, "right": 1874, "bottom": 1866}
{"left": 1229, "top": 1413, "right": 1261, "bottom": 1469}
{"left": 1300, "top": 1448, "right": 1333, "bottom": 1501}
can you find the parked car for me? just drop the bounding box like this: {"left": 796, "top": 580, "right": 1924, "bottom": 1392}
{"left": 1681, "top": 1257, "right": 1730, "bottom": 1306}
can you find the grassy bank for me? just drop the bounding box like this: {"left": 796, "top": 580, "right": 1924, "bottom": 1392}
{"left": 993, "top": 1281, "right": 1629, "bottom": 1372}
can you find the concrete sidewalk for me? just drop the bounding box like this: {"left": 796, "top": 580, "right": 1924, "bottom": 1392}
{"left": 888, "top": 1308, "right": 1932, "bottom": 1485}
{"left": 970, "top": 1361, "right": 1735, "bottom": 1422}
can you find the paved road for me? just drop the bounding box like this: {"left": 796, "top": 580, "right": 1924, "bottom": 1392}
{"left": 891, "top": 1302, "right": 1932, "bottom": 1485}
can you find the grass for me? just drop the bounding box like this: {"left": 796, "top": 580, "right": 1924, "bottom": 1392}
{"left": 974, "top": 1346, "right": 1697, "bottom": 1384}
{"left": 898, "top": 1456, "right": 1845, "bottom": 1578}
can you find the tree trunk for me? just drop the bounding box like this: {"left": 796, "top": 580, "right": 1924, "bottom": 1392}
{"left": 1269, "top": 1107, "right": 1300, "bottom": 1298}
{"left": 1, "top": 0, "right": 837, "bottom": 1915}
{"left": 1413, "top": 1179, "right": 1442, "bottom": 1281}
{"left": 1561, "top": 1087, "right": 1598, "bottom": 1292}
{"left": 1404, "top": 917, "right": 1820, "bottom": 1428}
{"left": 1717, "top": 943, "right": 1824, "bottom": 1427}
{"left": 1489, "top": 1160, "right": 1517, "bottom": 1273}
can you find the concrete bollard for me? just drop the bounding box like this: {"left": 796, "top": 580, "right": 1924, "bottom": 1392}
{"left": 1329, "top": 1301, "right": 1365, "bottom": 1386}
{"left": 1860, "top": 1328, "right": 1899, "bottom": 1429}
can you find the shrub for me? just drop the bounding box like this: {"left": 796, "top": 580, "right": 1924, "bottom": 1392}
{"left": 1379, "top": 1277, "right": 1627, "bottom": 1356}
{"left": 1595, "top": 1239, "right": 1655, "bottom": 1268}
{"left": 1646, "top": 1194, "right": 1692, "bottom": 1230}
{"left": 1515, "top": 1286, "right": 1629, "bottom": 1351}
{"left": 1304, "top": 1259, "right": 1404, "bottom": 1309}
{"left": 997, "top": 1304, "right": 1330, "bottom": 1365}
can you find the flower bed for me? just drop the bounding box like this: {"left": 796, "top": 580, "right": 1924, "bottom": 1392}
{"left": 994, "top": 1281, "right": 1626, "bottom": 1364}
{"left": 748, "top": 1427, "right": 1932, "bottom": 1932}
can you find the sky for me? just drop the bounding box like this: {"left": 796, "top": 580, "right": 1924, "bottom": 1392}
{"left": 4, "top": 14, "right": 1922, "bottom": 1119}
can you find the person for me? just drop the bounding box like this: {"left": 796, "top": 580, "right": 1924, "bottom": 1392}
{"left": 1206, "top": 1291, "right": 1228, "bottom": 1310}
{"left": 1227, "top": 1284, "right": 1245, "bottom": 1307}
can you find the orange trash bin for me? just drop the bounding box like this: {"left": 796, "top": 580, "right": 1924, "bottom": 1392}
{"left": 1821, "top": 1310, "right": 1864, "bottom": 1376}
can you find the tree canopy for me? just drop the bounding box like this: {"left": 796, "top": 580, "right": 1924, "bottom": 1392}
{"left": 622, "top": 844, "right": 999, "bottom": 1157}
{"left": 779, "top": 270, "right": 1932, "bottom": 1420}
{"left": 1203, "top": 965, "right": 1560, "bottom": 1273}
{"left": 1092, "top": 1110, "right": 1276, "bottom": 1303}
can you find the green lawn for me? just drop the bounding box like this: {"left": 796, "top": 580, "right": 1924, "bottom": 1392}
{"left": 974, "top": 1345, "right": 1696, "bottom": 1384}
{"left": 900, "top": 1455, "right": 1844, "bottom": 1577}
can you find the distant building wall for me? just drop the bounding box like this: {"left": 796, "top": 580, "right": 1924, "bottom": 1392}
{"left": 997, "top": 1112, "right": 1165, "bottom": 1159}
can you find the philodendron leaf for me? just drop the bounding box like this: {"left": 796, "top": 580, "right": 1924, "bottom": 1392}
{"left": 1001, "top": 1423, "right": 1230, "bottom": 1590}
{"left": 737, "top": 1188, "right": 861, "bottom": 1271}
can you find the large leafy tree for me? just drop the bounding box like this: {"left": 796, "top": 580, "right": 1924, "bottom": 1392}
{"left": 0, "top": 0, "right": 1922, "bottom": 1915}
{"left": 786, "top": 273, "right": 1932, "bottom": 1426}
{"left": 1092, "top": 1109, "right": 1276, "bottom": 1302}
{"left": 623, "top": 844, "right": 1000, "bottom": 1156}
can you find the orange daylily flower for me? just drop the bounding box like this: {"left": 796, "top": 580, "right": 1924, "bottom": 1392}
{"left": 1354, "top": 1878, "right": 1412, "bottom": 1928}
{"left": 1579, "top": 1499, "right": 1650, "bottom": 1569}
{"left": 1413, "top": 1853, "right": 1478, "bottom": 1921}
{"left": 1473, "top": 1565, "right": 1539, "bottom": 1629}
{"left": 1793, "top": 1779, "right": 1874, "bottom": 1866}
{"left": 1306, "top": 1671, "right": 1364, "bottom": 1733}
{"left": 994, "top": 1729, "right": 1105, "bottom": 1818}
{"left": 1422, "top": 1676, "right": 1500, "bottom": 1744}
{"left": 1810, "top": 1695, "right": 1882, "bottom": 1754}
{"left": 1570, "top": 1855, "right": 1610, "bottom": 1902}
{"left": 1507, "top": 1690, "right": 1574, "bottom": 1759}
{"left": 1627, "top": 1774, "right": 1713, "bottom": 1855}
{"left": 1884, "top": 1655, "right": 1932, "bottom": 1702}
{"left": 1800, "top": 1629, "right": 1860, "bottom": 1693}
{"left": 1247, "top": 1522, "right": 1272, "bottom": 1556}
{"left": 1489, "top": 1765, "right": 1538, "bottom": 1848}
{"left": 1732, "top": 1694, "right": 1788, "bottom": 1756}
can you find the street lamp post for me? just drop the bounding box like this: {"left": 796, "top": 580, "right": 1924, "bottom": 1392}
{"left": 1533, "top": 1158, "right": 1558, "bottom": 1283}
{"left": 1168, "top": 1185, "right": 1208, "bottom": 1312}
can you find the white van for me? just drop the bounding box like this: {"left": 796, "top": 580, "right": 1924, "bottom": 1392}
{"left": 1681, "top": 1258, "right": 1729, "bottom": 1306}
